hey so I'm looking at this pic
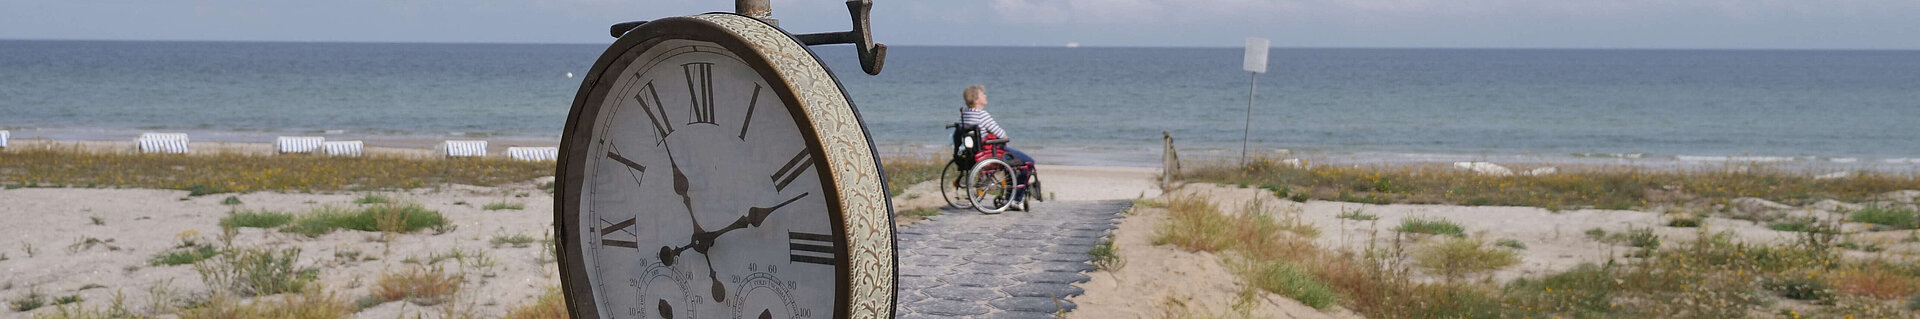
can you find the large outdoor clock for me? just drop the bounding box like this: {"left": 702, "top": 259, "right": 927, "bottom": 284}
{"left": 555, "top": 6, "right": 895, "bottom": 319}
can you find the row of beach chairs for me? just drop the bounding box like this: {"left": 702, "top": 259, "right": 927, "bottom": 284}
{"left": 0, "top": 131, "right": 554, "bottom": 161}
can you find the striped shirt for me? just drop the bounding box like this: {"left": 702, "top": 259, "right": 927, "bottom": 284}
{"left": 959, "top": 108, "right": 1008, "bottom": 138}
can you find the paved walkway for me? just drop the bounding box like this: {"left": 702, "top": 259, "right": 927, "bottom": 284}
{"left": 894, "top": 200, "right": 1132, "bottom": 318}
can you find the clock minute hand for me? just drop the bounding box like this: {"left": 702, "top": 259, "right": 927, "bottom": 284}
{"left": 656, "top": 193, "right": 810, "bottom": 266}
{"left": 690, "top": 193, "right": 810, "bottom": 245}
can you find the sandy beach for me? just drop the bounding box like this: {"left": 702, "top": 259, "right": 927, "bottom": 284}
{"left": 9, "top": 139, "right": 1920, "bottom": 318}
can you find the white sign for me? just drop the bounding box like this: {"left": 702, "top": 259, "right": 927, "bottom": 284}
{"left": 1243, "top": 37, "right": 1270, "bottom": 73}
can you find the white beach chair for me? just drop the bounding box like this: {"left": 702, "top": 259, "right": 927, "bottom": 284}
{"left": 444, "top": 140, "right": 487, "bottom": 158}
{"left": 137, "top": 133, "right": 190, "bottom": 154}
{"left": 506, "top": 147, "right": 559, "bottom": 162}
{"left": 322, "top": 141, "right": 363, "bottom": 157}
{"left": 0, "top": 130, "right": 9, "bottom": 149}
{"left": 276, "top": 136, "right": 326, "bottom": 154}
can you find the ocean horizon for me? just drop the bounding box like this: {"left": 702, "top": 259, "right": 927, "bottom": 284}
{"left": 4, "top": 39, "right": 1919, "bottom": 168}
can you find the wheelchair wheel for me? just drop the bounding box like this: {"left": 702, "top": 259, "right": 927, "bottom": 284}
{"left": 939, "top": 159, "right": 974, "bottom": 209}
{"left": 967, "top": 158, "right": 1016, "bottom": 214}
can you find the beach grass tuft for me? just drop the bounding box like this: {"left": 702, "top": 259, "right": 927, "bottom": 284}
{"left": 1412, "top": 237, "right": 1519, "bottom": 281}
{"left": 483, "top": 201, "right": 525, "bottom": 211}
{"left": 373, "top": 266, "right": 462, "bottom": 306}
{"left": 177, "top": 286, "right": 354, "bottom": 319}
{"left": 220, "top": 209, "right": 294, "bottom": 229}
{"left": 1394, "top": 217, "right": 1465, "bottom": 237}
{"left": 880, "top": 153, "right": 947, "bottom": 198}
{"left": 504, "top": 286, "right": 569, "bottom": 319}
{"left": 193, "top": 247, "right": 315, "bottom": 297}
{"left": 9, "top": 292, "right": 45, "bottom": 312}
{"left": 149, "top": 244, "right": 220, "bottom": 266}
{"left": 490, "top": 233, "right": 538, "bottom": 248}
{"left": 281, "top": 203, "right": 446, "bottom": 237}
{"left": 1851, "top": 205, "right": 1918, "bottom": 229}
{"left": 353, "top": 194, "right": 391, "bottom": 205}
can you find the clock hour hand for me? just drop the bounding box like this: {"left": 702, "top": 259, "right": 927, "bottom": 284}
{"left": 658, "top": 192, "right": 811, "bottom": 266}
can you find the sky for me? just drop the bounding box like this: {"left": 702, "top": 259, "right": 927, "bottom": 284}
{"left": 2, "top": 0, "right": 1917, "bottom": 49}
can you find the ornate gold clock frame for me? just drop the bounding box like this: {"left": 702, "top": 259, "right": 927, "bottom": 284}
{"left": 554, "top": 1, "right": 895, "bottom": 318}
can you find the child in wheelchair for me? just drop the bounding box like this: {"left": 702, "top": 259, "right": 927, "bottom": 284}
{"left": 957, "top": 85, "right": 1038, "bottom": 211}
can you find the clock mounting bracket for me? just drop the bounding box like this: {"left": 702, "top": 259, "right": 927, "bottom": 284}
{"left": 608, "top": 0, "right": 887, "bottom": 75}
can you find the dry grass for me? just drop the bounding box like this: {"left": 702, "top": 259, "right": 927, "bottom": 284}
{"left": 0, "top": 146, "right": 550, "bottom": 193}
{"left": 373, "top": 266, "right": 462, "bottom": 306}
{"left": 1149, "top": 192, "right": 1920, "bottom": 318}
{"left": 176, "top": 287, "right": 355, "bottom": 319}
{"left": 504, "top": 286, "right": 569, "bottom": 319}
{"left": 194, "top": 247, "right": 315, "bottom": 297}
{"left": 1185, "top": 156, "right": 1920, "bottom": 211}
{"left": 880, "top": 154, "right": 946, "bottom": 198}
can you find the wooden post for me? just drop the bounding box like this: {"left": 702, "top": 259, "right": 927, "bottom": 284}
{"left": 1162, "top": 131, "right": 1180, "bottom": 190}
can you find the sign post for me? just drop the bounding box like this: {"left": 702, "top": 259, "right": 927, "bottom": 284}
{"left": 1241, "top": 37, "right": 1269, "bottom": 167}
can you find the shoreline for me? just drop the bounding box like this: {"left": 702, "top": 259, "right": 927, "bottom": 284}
{"left": 9, "top": 130, "right": 1920, "bottom": 172}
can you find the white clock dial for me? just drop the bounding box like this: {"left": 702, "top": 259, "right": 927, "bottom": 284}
{"left": 577, "top": 40, "right": 838, "bottom": 319}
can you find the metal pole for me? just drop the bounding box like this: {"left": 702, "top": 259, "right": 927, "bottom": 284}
{"left": 736, "top": 0, "right": 777, "bottom": 25}
{"left": 1241, "top": 72, "right": 1256, "bottom": 167}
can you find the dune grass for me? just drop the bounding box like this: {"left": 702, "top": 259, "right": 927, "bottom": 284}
{"left": 220, "top": 209, "right": 294, "bottom": 229}
{"left": 373, "top": 266, "right": 462, "bottom": 306}
{"left": 1184, "top": 156, "right": 1920, "bottom": 211}
{"left": 1146, "top": 192, "right": 1920, "bottom": 317}
{"left": 504, "top": 287, "right": 569, "bottom": 319}
{"left": 280, "top": 203, "right": 447, "bottom": 237}
{"left": 193, "top": 247, "right": 315, "bottom": 297}
{"left": 0, "top": 146, "right": 550, "bottom": 193}
{"left": 1393, "top": 217, "right": 1465, "bottom": 237}
{"left": 483, "top": 201, "right": 525, "bottom": 211}
{"left": 1851, "top": 205, "right": 1919, "bottom": 229}
{"left": 880, "top": 153, "right": 946, "bottom": 198}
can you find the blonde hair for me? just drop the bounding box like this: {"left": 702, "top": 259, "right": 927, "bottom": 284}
{"left": 963, "top": 85, "right": 985, "bottom": 107}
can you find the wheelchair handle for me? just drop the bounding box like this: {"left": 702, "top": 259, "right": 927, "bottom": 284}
{"left": 981, "top": 138, "right": 1009, "bottom": 145}
{"left": 945, "top": 124, "right": 959, "bottom": 129}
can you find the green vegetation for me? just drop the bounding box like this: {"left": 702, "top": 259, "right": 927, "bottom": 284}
{"left": 221, "top": 196, "right": 244, "bottom": 206}
{"left": 49, "top": 295, "right": 79, "bottom": 306}
{"left": 1495, "top": 239, "right": 1527, "bottom": 250}
{"left": 352, "top": 194, "right": 391, "bottom": 205}
{"left": 897, "top": 207, "right": 941, "bottom": 223}
{"left": 373, "top": 266, "right": 462, "bottom": 306}
{"left": 193, "top": 247, "right": 315, "bottom": 296}
{"left": 880, "top": 154, "right": 945, "bottom": 197}
{"left": 1088, "top": 237, "right": 1124, "bottom": 271}
{"left": 1412, "top": 237, "right": 1520, "bottom": 281}
{"left": 219, "top": 209, "right": 294, "bottom": 229}
{"left": 505, "top": 287, "right": 569, "bottom": 319}
{"left": 149, "top": 244, "right": 220, "bottom": 266}
{"left": 490, "top": 233, "right": 538, "bottom": 248}
{"left": 1851, "top": 206, "right": 1919, "bottom": 229}
{"left": 1229, "top": 256, "right": 1338, "bottom": 309}
{"left": 1393, "top": 217, "right": 1465, "bottom": 237}
{"left": 0, "top": 146, "right": 550, "bottom": 192}
{"left": 281, "top": 203, "right": 447, "bottom": 237}
{"left": 10, "top": 292, "right": 45, "bottom": 312}
{"left": 1335, "top": 208, "right": 1377, "bottom": 221}
{"left": 1184, "top": 156, "right": 1920, "bottom": 211}
{"left": 483, "top": 201, "right": 525, "bottom": 211}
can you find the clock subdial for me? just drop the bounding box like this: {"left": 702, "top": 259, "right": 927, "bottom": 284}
{"left": 729, "top": 266, "right": 807, "bottom": 319}
{"left": 635, "top": 262, "right": 697, "bottom": 319}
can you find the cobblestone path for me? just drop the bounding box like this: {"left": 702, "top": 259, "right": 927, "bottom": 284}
{"left": 894, "top": 200, "right": 1132, "bottom": 318}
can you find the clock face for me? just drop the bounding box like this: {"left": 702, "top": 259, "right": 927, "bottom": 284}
{"left": 575, "top": 38, "right": 838, "bottom": 319}
{"left": 559, "top": 14, "right": 895, "bottom": 319}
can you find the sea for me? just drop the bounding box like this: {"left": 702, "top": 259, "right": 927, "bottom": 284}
{"left": 4, "top": 40, "right": 1920, "bottom": 169}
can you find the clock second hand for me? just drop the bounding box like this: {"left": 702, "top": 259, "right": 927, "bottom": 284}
{"left": 657, "top": 192, "right": 810, "bottom": 303}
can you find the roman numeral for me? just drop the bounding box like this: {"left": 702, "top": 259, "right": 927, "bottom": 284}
{"left": 738, "top": 84, "right": 761, "bottom": 140}
{"left": 683, "top": 63, "right": 716, "bottom": 125}
{"left": 632, "top": 81, "right": 673, "bottom": 142}
{"left": 608, "top": 147, "right": 645, "bottom": 186}
{"left": 788, "top": 231, "right": 835, "bottom": 265}
{"left": 770, "top": 150, "right": 814, "bottom": 192}
{"left": 600, "top": 217, "right": 638, "bottom": 249}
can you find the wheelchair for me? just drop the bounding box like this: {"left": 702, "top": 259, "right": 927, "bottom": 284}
{"left": 940, "top": 123, "right": 1042, "bottom": 214}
